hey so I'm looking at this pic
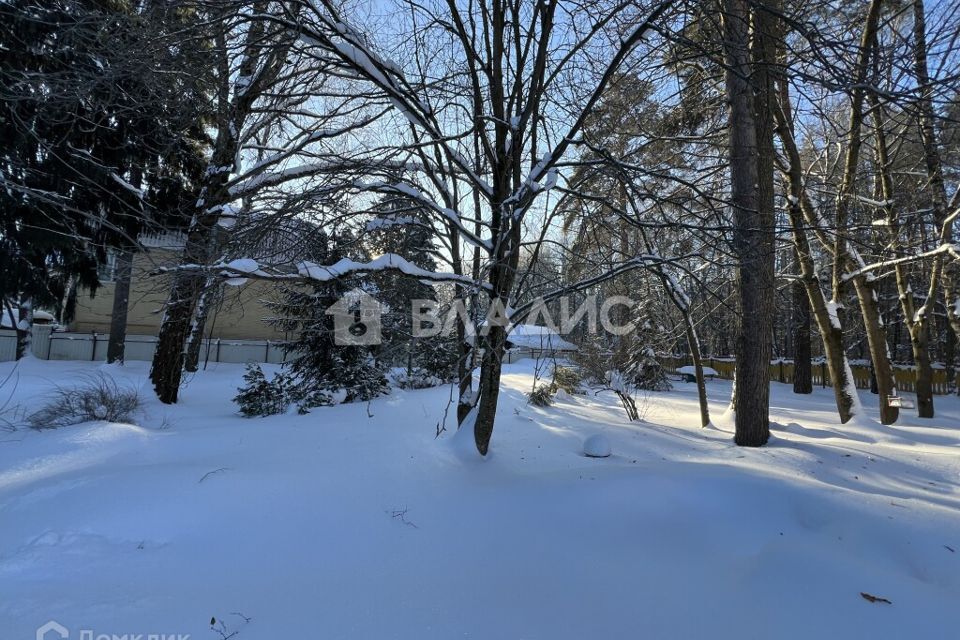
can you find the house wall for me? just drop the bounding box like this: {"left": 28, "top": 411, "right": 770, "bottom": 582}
{"left": 71, "top": 248, "right": 291, "bottom": 340}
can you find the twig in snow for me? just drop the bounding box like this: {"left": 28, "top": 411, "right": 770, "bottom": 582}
{"left": 860, "top": 592, "right": 892, "bottom": 604}
{"left": 199, "top": 467, "right": 231, "bottom": 483}
{"left": 209, "top": 612, "right": 251, "bottom": 639}
{"left": 387, "top": 506, "right": 419, "bottom": 528}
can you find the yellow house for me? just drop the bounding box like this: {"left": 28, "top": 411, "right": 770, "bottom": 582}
{"left": 70, "top": 232, "right": 290, "bottom": 341}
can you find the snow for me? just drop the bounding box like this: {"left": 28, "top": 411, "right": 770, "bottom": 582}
{"left": 583, "top": 433, "right": 612, "bottom": 458}
{"left": 295, "top": 254, "right": 481, "bottom": 288}
{"left": 366, "top": 215, "right": 416, "bottom": 231}
{"left": 0, "top": 358, "right": 958, "bottom": 638}
{"left": 826, "top": 299, "right": 843, "bottom": 329}
{"left": 109, "top": 173, "right": 144, "bottom": 199}
{"left": 224, "top": 258, "right": 259, "bottom": 274}
{"left": 677, "top": 365, "right": 718, "bottom": 377}
{"left": 506, "top": 324, "right": 577, "bottom": 351}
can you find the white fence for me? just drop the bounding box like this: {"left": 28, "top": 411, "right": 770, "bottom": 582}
{"left": 0, "top": 327, "right": 291, "bottom": 365}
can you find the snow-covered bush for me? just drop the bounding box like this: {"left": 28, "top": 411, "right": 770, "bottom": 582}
{"left": 527, "top": 383, "right": 555, "bottom": 407}
{"left": 526, "top": 366, "right": 582, "bottom": 407}
{"left": 570, "top": 336, "right": 618, "bottom": 386}
{"left": 551, "top": 365, "right": 583, "bottom": 394}
{"left": 408, "top": 333, "right": 460, "bottom": 382}
{"left": 28, "top": 373, "right": 140, "bottom": 429}
{"left": 234, "top": 364, "right": 292, "bottom": 417}
{"left": 294, "top": 387, "right": 336, "bottom": 413}
{"left": 390, "top": 367, "right": 444, "bottom": 390}
{"left": 630, "top": 347, "right": 672, "bottom": 391}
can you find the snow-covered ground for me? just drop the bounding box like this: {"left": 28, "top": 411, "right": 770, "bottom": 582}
{"left": 1, "top": 358, "right": 958, "bottom": 639}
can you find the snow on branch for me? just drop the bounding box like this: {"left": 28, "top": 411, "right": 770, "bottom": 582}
{"left": 154, "top": 254, "right": 489, "bottom": 291}
{"left": 227, "top": 161, "right": 342, "bottom": 197}
{"left": 110, "top": 173, "right": 145, "bottom": 199}
{"left": 841, "top": 244, "right": 959, "bottom": 282}
{"left": 360, "top": 180, "right": 492, "bottom": 252}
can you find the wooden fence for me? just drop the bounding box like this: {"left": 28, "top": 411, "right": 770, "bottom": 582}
{"left": 660, "top": 356, "right": 955, "bottom": 395}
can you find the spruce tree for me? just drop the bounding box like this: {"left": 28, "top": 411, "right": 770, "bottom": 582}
{"left": 365, "top": 195, "right": 458, "bottom": 381}
{"left": 265, "top": 230, "right": 388, "bottom": 411}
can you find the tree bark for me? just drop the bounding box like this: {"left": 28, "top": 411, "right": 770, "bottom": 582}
{"left": 473, "top": 322, "right": 508, "bottom": 455}
{"left": 106, "top": 248, "right": 134, "bottom": 364}
{"left": 792, "top": 276, "right": 813, "bottom": 394}
{"left": 184, "top": 278, "right": 221, "bottom": 372}
{"left": 723, "top": 0, "right": 774, "bottom": 446}
{"left": 682, "top": 312, "right": 711, "bottom": 427}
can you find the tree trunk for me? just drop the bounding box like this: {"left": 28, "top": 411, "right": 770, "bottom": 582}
{"left": 850, "top": 276, "right": 898, "bottom": 424}
{"left": 869, "top": 87, "right": 934, "bottom": 418}
{"left": 473, "top": 322, "right": 508, "bottom": 455}
{"left": 945, "top": 322, "right": 956, "bottom": 395}
{"left": 911, "top": 326, "right": 934, "bottom": 417}
{"left": 151, "top": 269, "right": 205, "bottom": 402}
{"left": 59, "top": 274, "right": 79, "bottom": 326}
{"left": 150, "top": 141, "right": 233, "bottom": 402}
{"left": 723, "top": 0, "right": 774, "bottom": 446}
{"left": 13, "top": 298, "right": 33, "bottom": 360}
{"left": 775, "top": 80, "right": 860, "bottom": 422}
{"left": 184, "top": 277, "right": 221, "bottom": 372}
{"left": 828, "top": 0, "right": 896, "bottom": 424}
{"left": 792, "top": 276, "right": 813, "bottom": 394}
{"left": 912, "top": 0, "right": 960, "bottom": 392}
{"left": 682, "top": 312, "right": 711, "bottom": 427}
{"left": 106, "top": 248, "right": 134, "bottom": 364}
{"left": 149, "top": 11, "right": 276, "bottom": 402}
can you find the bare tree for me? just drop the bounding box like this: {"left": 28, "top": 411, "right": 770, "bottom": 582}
{"left": 150, "top": 1, "right": 353, "bottom": 402}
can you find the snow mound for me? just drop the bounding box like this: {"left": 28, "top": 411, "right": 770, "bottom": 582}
{"left": 583, "top": 434, "right": 611, "bottom": 458}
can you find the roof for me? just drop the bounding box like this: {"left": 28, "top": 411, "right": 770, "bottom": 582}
{"left": 505, "top": 324, "right": 577, "bottom": 352}
{"left": 2, "top": 308, "right": 56, "bottom": 329}
{"left": 677, "top": 365, "right": 718, "bottom": 376}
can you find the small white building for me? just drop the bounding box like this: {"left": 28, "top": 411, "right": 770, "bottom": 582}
{"left": 483, "top": 324, "right": 578, "bottom": 363}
